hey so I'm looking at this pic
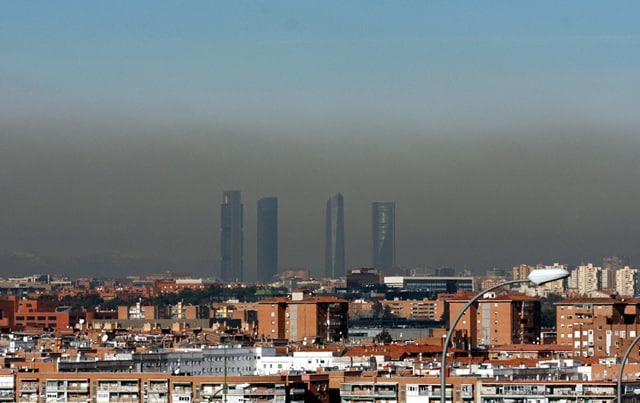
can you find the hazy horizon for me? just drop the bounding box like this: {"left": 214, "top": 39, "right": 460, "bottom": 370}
{"left": 2, "top": 2, "right": 639, "bottom": 279}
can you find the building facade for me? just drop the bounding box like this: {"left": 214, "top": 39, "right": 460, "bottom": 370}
{"left": 325, "top": 193, "right": 345, "bottom": 278}
{"left": 446, "top": 292, "right": 542, "bottom": 349}
{"left": 555, "top": 297, "right": 640, "bottom": 360}
{"left": 0, "top": 296, "right": 94, "bottom": 332}
{"left": 572, "top": 263, "right": 601, "bottom": 296}
{"left": 220, "top": 190, "right": 243, "bottom": 282}
{"left": 615, "top": 266, "right": 638, "bottom": 297}
{"left": 384, "top": 276, "right": 473, "bottom": 296}
{"left": 257, "top": 197, "right": 278, "bottom": 283}
{"left": 603, "top": 255, "right": 630, "bottom": 292}
{"left": 372, "top": 202, "right": 396, "bottom": 273}
{"left": 346, "top": 268, "right": 383, "bottom": 290}
{"left": 257, "top": 292, "right": 348, "bottom": 343}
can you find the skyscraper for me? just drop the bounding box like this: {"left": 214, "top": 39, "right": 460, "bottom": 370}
{"left": 257, "top": 197, "right": 278, "bottom": 283}
{"left": 372, "top": 202, "right": 396, "bottom": 272}
{"left": 220, "top": 190, "right": 243, "bottom": 282}
{"left": 325, "top": 193, "right": 345, "bottom": 278}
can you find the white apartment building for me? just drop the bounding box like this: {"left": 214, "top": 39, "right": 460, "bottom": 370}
{"left": 570, "top": 264, "right": 601, "bottom": 296}
{"left": 615, "top": 266, "right": 638, "bottom": 297}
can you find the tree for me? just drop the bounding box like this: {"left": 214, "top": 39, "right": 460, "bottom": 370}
{"left": 540, "top": 293, "right": 563, "bottom": 329}
{"left": 371, "top": 301, "right": 383, "bottom": 318}
{"left": 382, "top": 305, "right": 397, "bottom": 318}
{"left": 374, "top": 329, "right": 393, "bottom": 344}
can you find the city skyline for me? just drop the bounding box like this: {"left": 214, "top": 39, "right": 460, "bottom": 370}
{"left": 1, "top": 2, "right": 639, "bottom": 278}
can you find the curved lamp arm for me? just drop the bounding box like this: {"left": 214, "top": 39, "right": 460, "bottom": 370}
{"left": 439, "top": 268, "right": 568, "bottom": 403}
{"left": 617, "top": 334, "right": 640, "bottom": 403}
{"left": 440, "top": 279, "right": 526, "bottom": 402}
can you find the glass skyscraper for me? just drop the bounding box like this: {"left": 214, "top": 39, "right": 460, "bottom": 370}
{"left": 325, "top": 193, "right": 345, "bottom": 278}
{"left": 220, "top": 190, "right": 243, "bottom": 282}
{"left": 257, "top": 197, "right": 278, "bottom": 283}
{"left": 372, "top": 201, "right": 396, "bottom": 272}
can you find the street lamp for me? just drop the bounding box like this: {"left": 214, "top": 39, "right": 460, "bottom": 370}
{"left": 617, "top": 334, "right": 640, "bottom": 403}
{"left": 439, "top": 268, "right": 569, "bottom": 403}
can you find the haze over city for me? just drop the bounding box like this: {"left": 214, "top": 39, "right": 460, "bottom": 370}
{"left": 1, "top": 2, "right": 639, "bottom": 279}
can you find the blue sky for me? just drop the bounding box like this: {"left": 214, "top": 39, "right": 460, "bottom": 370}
{"left": 3, "top": 1, "right": 639, "bottom": 128}
{"left": 1, "top": 2, "right": 639, "bottom": 278}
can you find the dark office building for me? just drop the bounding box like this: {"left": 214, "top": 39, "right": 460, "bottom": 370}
{"left": 325, "top": 193, "right": 345, "bottom": 278}
{"left": 257, "top": 197, "right": 278, "bottom": 283}
{"left": 372, "top": 201, "right": 396, "bottom": 272}
{"left": 220, "top": 190, "right": 243, "bottom": 282}
{"left": 346, "top": 268, "right": 383, "bottom": 290}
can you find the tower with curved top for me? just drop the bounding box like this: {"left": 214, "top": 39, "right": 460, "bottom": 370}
{"left": 372, "top": 201, "right": 395, "bottom": 273}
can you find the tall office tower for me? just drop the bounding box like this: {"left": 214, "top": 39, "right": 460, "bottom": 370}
{"left": 325, "top": 193, "right": 345, "bottom": 278}
{"left": 257, "top": 197, "right": 278, "bottom": 283}
{"left": 220, "top": 190, "right": 243, "bottom": 283}
{"left": 372, "top": 202, "right": 396, "bottom": 272}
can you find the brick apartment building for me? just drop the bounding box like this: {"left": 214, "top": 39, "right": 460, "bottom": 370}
{"left": 257, "top": 291, "right": 348, "bottom": 343}
{"left": 0, "top": 295, "right": 94, "bottom": 332}
{"left": 11, "top": 371, "right": 327, "bottom": 403}
{"left": 446, "top": 292, "right": 542, "bottom": 349}
{"left": 380, "top": 298, "right": 445, "bottom": 321}
{"left": 556, "top": 296, "right": 640, "bottom": 360}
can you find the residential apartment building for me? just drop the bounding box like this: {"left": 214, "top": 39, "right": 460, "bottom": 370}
{"left": 14, "top": 371, "right": 324, "bottom": 403}
{"left": 379, "top": 298, "right": 444, "bottom": 321}
{"left": 116, "top": 300, "right": 209, "bottom": 321}
{"left": 512, "top": 264, "right": 535, "bottom": 281}
{"left": 569, "top": 263, "right": 601, "bottom": 296}
{"left": 603, "top": 255, "right": 630, "bottom": 292}
{"left": 446, "top": 292, "right": 542, "bottom": 348}
{"left": 257, "top": 292, "right": 348, "bottom": 342}
{"left": 556, "top": 297, "right": 640, "bottom": 360}
{"left": 0, "top": 295, "right": 94, "bottom": 332}
{"left": 615, "top": 266, "right": 638, "bottom": 297}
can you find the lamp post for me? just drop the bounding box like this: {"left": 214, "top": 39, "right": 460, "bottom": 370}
{"left": 439, "top": 268, "right": 569, "bottom": 403}
{"left": 617, "top": 334, "right": 640, "bottom": 403}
